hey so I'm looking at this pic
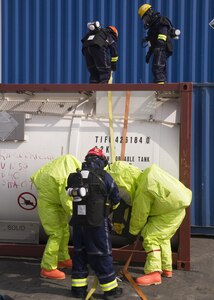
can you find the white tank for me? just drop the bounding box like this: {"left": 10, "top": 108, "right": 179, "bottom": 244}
{"left": 0, "top": 89, "right": 180, "bottom": 243}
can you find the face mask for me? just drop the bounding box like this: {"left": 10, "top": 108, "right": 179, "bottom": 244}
{"left": 143, "top": 14, "right": 152, "bottom": 28}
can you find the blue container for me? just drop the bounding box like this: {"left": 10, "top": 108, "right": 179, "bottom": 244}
{"left": 2, "top": 0, "right": 214, "bottom": 84}
{"left": 191, "top": 84, "right": 214, "bottom": 235}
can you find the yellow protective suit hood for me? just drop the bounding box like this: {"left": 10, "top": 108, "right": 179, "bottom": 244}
{"left": 106, "top": 161, "right": 142, "bottom": 206}
{"left": 31, "top": 154, "right": 81, "bottom": 215}
{"left": 130, "top": 164, "right": 192, "bottom": 235}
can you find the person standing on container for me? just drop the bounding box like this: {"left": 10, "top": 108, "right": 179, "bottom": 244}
{"left": 31, "top": 155, "right": 81, "bottom": 280}
{"left": 138, "top": 4, "right": 180, "bottom": 84}
{"left": 81, "top": 21, "right": 118, "bottom": 83}
{"left": 66, "top": 147, "right": 123, "bottom": 299}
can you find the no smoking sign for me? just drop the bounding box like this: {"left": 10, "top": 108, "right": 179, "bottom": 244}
{"left": 18, "top": 192, "right": 37, "bottom": 210}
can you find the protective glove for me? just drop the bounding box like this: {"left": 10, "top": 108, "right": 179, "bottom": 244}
{"left": 145, "top": 51, "right": 152, "bottom": 64}
{"left": 141, "top": 37, "right": 148, "bottom": 48}
{"left": 127, "top": 232, "right": 138, "bottom": 245}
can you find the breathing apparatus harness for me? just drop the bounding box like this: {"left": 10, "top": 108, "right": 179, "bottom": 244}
{"left": 66, "top": 166, "right": 111, "bottom": 227}
{"left": 66, "top": 168, "right": 88, "bottom": 198}
{"left": 161, "top": 16, "right": 181, "bottom": 39}
{"left": 141, "top": 13, "right": 180, "bottom": 49}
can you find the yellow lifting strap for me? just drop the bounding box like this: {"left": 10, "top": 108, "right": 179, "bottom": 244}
{"left": 120, "top": 91, "right": 131, "bottom": 160}
{"left": 85, "top": 276, "right": 98, "bottom": 300}
{"left": 108, "top": 72, "right": 116, "bottom": 163}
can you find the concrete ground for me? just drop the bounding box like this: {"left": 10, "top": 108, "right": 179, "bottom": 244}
{"left": 0, "top": 237, "right": 214, "bottom": 300}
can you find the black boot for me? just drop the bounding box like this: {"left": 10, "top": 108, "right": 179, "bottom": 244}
{"left": 104, "top": 287, "right": 123, "bottom": 299}
{"left": 0, "top": 296, "right": 15, "bottom": 300}
{"left": 71, "top": 286, "right": 87, "bottom": 298}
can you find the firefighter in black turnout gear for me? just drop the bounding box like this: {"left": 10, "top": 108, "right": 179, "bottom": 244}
{"left": 66, "top": 147, "right": 123, "bottom": 299}
{"left": 138, "top": 4, "right": 180, "bottom": 84}
{"left": 81, "top": 21, "right": 118, "bottom": 83}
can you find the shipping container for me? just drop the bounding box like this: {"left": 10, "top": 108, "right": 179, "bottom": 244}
{"left": 0, "top": 1, "right": 214, "bottom": 235}
{"left": 191, "top": 84, "right": 214, "bottom": 235}
{"left": 0, "top": 83, "right": 192, "bottom": 270}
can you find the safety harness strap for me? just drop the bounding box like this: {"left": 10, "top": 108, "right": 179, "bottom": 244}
{"left": 89, "top": 169, "right": 112, "bottom": 217}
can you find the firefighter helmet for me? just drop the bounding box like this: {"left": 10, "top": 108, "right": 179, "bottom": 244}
{"left": 86, "top": 146, "right": 108, "bottom": 166}
{"left": 108, "top": 26, "right": 118, "bottom": 38}
{"left": 138, "top": 4, "right": 152, "bottom": 18}
{"left": 87, "top": 146, "right": 105, "bottom": 157}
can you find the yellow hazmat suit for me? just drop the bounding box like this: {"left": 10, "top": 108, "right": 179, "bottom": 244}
{"left": 108, "top": 161, "right": 192, "bottom": 275}
{"left": 31, "top": 154, "right": 81, "bottom": 271}
{"left": 107, "top": 161, "right": 142, "bottom": 235}
{"left": 106, "top": 161, "right": 142, "bottom": 206}
{"left": 130, "top": 164, "right": 192, "bottom": 274}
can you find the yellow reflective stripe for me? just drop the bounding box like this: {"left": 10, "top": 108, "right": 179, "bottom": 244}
{"left": 72, "top": 278, "right": 88, "bottom": 287}
{"left": 158, "top": 34, "right": 167, "bottom": 41}
{"left": 100, "top": 279, "right": 118, "bottom": 292}
{"left": 112, "top": 203, "right": 120, "bottom": 210}
{"left": 111, "top": 56, "right": 118, "bottom": 62}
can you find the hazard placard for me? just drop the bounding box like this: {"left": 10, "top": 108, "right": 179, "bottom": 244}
{"left": 18, "top": 192, "right": 37, "bottom": 210}
{"left": 209, "top": 18, "right": 214, "bottom": 29}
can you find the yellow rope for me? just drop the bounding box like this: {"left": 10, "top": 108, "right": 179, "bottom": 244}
{"left": 121, "top": 91, "right": 131, "bottom": 160}
{"left": 85, "top": 72, "right": 115, "bottom": 298}
{"left": 108, "top": 72, "right": 115, "bottom": 163}
{"left": 85, "top": 276, "right": 98, "bottom": 300}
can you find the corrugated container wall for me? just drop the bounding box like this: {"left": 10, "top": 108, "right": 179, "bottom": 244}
{"left": 1, "top": 0, "right": 214, "bottom": 235}
{"left": 192, "top": 84, "right": 214, "bottom": 235}
{"left": 2, "top": 0, "right": 214, "bottom": 83}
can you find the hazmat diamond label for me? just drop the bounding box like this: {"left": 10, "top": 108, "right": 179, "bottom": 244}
{"left": 209, "top": 18, "right": 214, "bottom": 29}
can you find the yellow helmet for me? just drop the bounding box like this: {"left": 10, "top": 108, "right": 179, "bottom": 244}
{"left": 138, "top": 4, "right": 152, "bottom": 18}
